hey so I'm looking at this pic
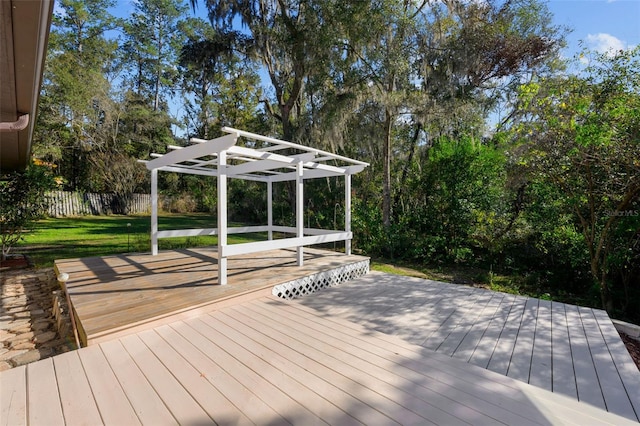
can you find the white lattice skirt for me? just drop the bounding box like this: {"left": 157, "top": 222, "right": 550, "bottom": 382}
{"left": 272, "top": 259, "right": 369, "bottom": 300}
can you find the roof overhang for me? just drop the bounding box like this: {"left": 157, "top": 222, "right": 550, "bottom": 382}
{"left": 0, "top": 0, "right": 54, "bottom": 173}
{"left": 141, "top": 127, "right": 369, "bottom": 182}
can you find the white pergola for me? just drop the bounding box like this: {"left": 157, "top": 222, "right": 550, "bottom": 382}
{"left": 140, "top": 127, "right": 369, "bottom": 285}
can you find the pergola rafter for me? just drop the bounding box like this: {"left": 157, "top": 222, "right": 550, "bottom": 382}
{"left": 140, "top": 127, "right": 368, "bottom": 285}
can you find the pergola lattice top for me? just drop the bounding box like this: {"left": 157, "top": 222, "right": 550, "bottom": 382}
{"left": 141, "top": 127, "right": 369, "bottom": 285}
{"left": 144, "top": 127, "right": 368, "bottom": 182}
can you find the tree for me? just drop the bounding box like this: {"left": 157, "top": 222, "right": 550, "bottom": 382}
{"left": 515, "top": 47, "right": 640, "bottom": 312}
{"left": 34, "top": 0, "right": 118, "bottom": 191}
{"left": 318, "top": 0, "right": 562, "bottom": 230}
{"left": 0, "top": 160, "right": 57, "bottom": 260}
{"left": 198, "top": 0, "right": 371, "bottom": 141}
{"left": 178, "top": 18, "right": 262, "bottom": 139}
{"left": 122, "top": 0, "right": 188, "bottom": 111}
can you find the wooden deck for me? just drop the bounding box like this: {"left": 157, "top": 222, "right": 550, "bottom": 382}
{"left": 54, "top": 247, "right": 368, "bottom": 346}
{"left": 2, "top": 295, "right": 637, "bottom": 425}
{"left": 297, "top": 271, "right": 640, "bottom": 422}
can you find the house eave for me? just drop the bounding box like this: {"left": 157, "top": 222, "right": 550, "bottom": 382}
{"left": 0, "top": 0, "right": 54, "bottom": 173}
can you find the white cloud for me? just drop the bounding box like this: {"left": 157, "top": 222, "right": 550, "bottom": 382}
{"left": 586, "top": 33, "right": 627, "bottom": 54}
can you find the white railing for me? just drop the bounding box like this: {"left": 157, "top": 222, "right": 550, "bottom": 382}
{"left": 154, "top": 226, "right": 351, "bottom": 258}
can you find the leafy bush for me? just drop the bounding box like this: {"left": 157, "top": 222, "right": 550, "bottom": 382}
{"left": 0, "top": 160, "right": 57, "bottom": 259}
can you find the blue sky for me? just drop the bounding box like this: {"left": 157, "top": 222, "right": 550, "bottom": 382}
{"left": 546, "top": 0, "right": 640, "bottom": 57}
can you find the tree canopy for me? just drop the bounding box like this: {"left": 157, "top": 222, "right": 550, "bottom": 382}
{"left": 29, "top": 0, "right": 640, "bottom": 320}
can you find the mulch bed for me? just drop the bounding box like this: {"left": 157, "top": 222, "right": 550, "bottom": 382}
{"left": 0, "top": 254, "right": 30, "bottom": 270}
{"left": 620, "top": 332, "right": 640, "bottom": 372}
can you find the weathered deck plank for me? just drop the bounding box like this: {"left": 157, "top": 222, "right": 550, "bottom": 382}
{"left": 56, "top": 247, "right": 368, "bottom": 345}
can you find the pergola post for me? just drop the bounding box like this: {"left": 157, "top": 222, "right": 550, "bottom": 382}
{"left": 218, "top": 151, "right": 228, "bottom": 285}
{"left": 345, "top": 173, "right": 352, "bottom": 255}
{"left": 267, "top": 180, "right": 273, "bottom": 240}
{"left": 151, "top": 168, "right": 158, "bottom": 255}
{"left": 296, "top": 161, "right": 304, "bottom": 266}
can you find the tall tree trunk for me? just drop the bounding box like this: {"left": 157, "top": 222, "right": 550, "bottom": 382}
{"left": 382, "top": 108, "right": 393, "bottom": 229}
{"left": 393, "top": 123, "right": 422, "bottom": 216}
{"left": 592, "top": 258, "right": 614, "bottom": 313}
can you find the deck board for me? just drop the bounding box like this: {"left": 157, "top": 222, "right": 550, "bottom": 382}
{"left": 1, "top": 294, "right": 638, "bottom": 425}
{"left": 551, "top": 301, "right": 579, "bottom": 398}
{"left": 579, "top": 306, "right": 637, "bottom": 420}
{"left": 296, "top": 272, "right": 640, "bottom": 422}
{"left": 153, "top": 322, "right": 285, "bottom": 425}
{"left": 282, "top": 298, "right": 636, "bottom": 425}
{"left": 26, "top": 358, "right": 65, "bottom": 426}
{"left": 564, "top": 303, "right": 608, "bottom": 409}
{"left": 486, "top": 296, "right": 527, "bottom": 375}
{"left": 592, "top": 309, "right": 640, "bottom": 418}
{"left": 56, "top": 247, "right": 368, "bottom": 345}
{"left": 119, "top": 334, "right": 213, "bottom": 425}
{"left": 99, "top": 339, "right": 178, "bottom": 424}
{"left": 529, "top": 299, "right": 552, "bottom": 391}
{"left": 53, "top": 351, "right": 103, "bottom": 425}
{"left": 0, "top": 365, "right": 26, "bottom": 425}
{"left": 135, "top": 328, "right": 254, "bottom": 425}
{"left": 240, "top": 299, "right": 541, "bottom": 425}
{"left": 467, "top": 293, "right": 514, "bottom": 367}
{"left": 76, "top": 345, "right": 142, "bottom": 426}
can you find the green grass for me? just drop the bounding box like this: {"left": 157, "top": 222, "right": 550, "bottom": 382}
{"left": 15, "top": 213, "right": 263, "bottom": 268}
{"left": 372, "top": 258, "right": 551, "bottom": 298}
{"left": 14, "top": 215, "right": 585, "bottom": 308}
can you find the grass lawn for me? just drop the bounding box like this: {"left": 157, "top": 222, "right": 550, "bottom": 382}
{"left": 15, "top": 213, "right": 264, "bottom": 268}
{"left": 14, "top": 213, "right": 588, "bottom": 309}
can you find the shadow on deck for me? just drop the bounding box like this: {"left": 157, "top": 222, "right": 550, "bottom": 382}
{"left": 54, "top": 246, "right": 369, "bottom": 346}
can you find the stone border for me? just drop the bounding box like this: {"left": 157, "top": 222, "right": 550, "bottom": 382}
{"left": 0, "top": 268, "right": 74, "bottom": 371}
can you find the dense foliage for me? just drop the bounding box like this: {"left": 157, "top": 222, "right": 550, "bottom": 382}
{"left": 0, "top": 161, "right": 58, "bottom": 260}
{"left": 31, "top": 0, "right": 639, "bottom": 321}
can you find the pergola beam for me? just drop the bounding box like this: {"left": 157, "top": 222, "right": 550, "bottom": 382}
{"left": 146, "top": 133, "right": 236, "bottom": 170}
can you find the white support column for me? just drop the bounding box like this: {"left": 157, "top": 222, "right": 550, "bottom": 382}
{"left": 345, "top": 173, "right": 352, "bottom": 255}
{"left": 151, "top": 169, "right": 158, "bottom": 255}
{"left": 296, "top": 161, "right": 304, "bottom": 266}
{"left": 217, "top": 151, "right": 228, "bottom": 285}
{"left": 267, "top": 180, "right": 273, "bottom": 240}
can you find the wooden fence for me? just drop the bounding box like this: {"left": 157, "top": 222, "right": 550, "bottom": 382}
{"left": 47, "top": 191, "right": 151, "bottom": 217}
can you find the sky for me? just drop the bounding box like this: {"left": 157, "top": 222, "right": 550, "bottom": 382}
{"left": 546, "top": 0, "right": 640, "bottom": 57}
